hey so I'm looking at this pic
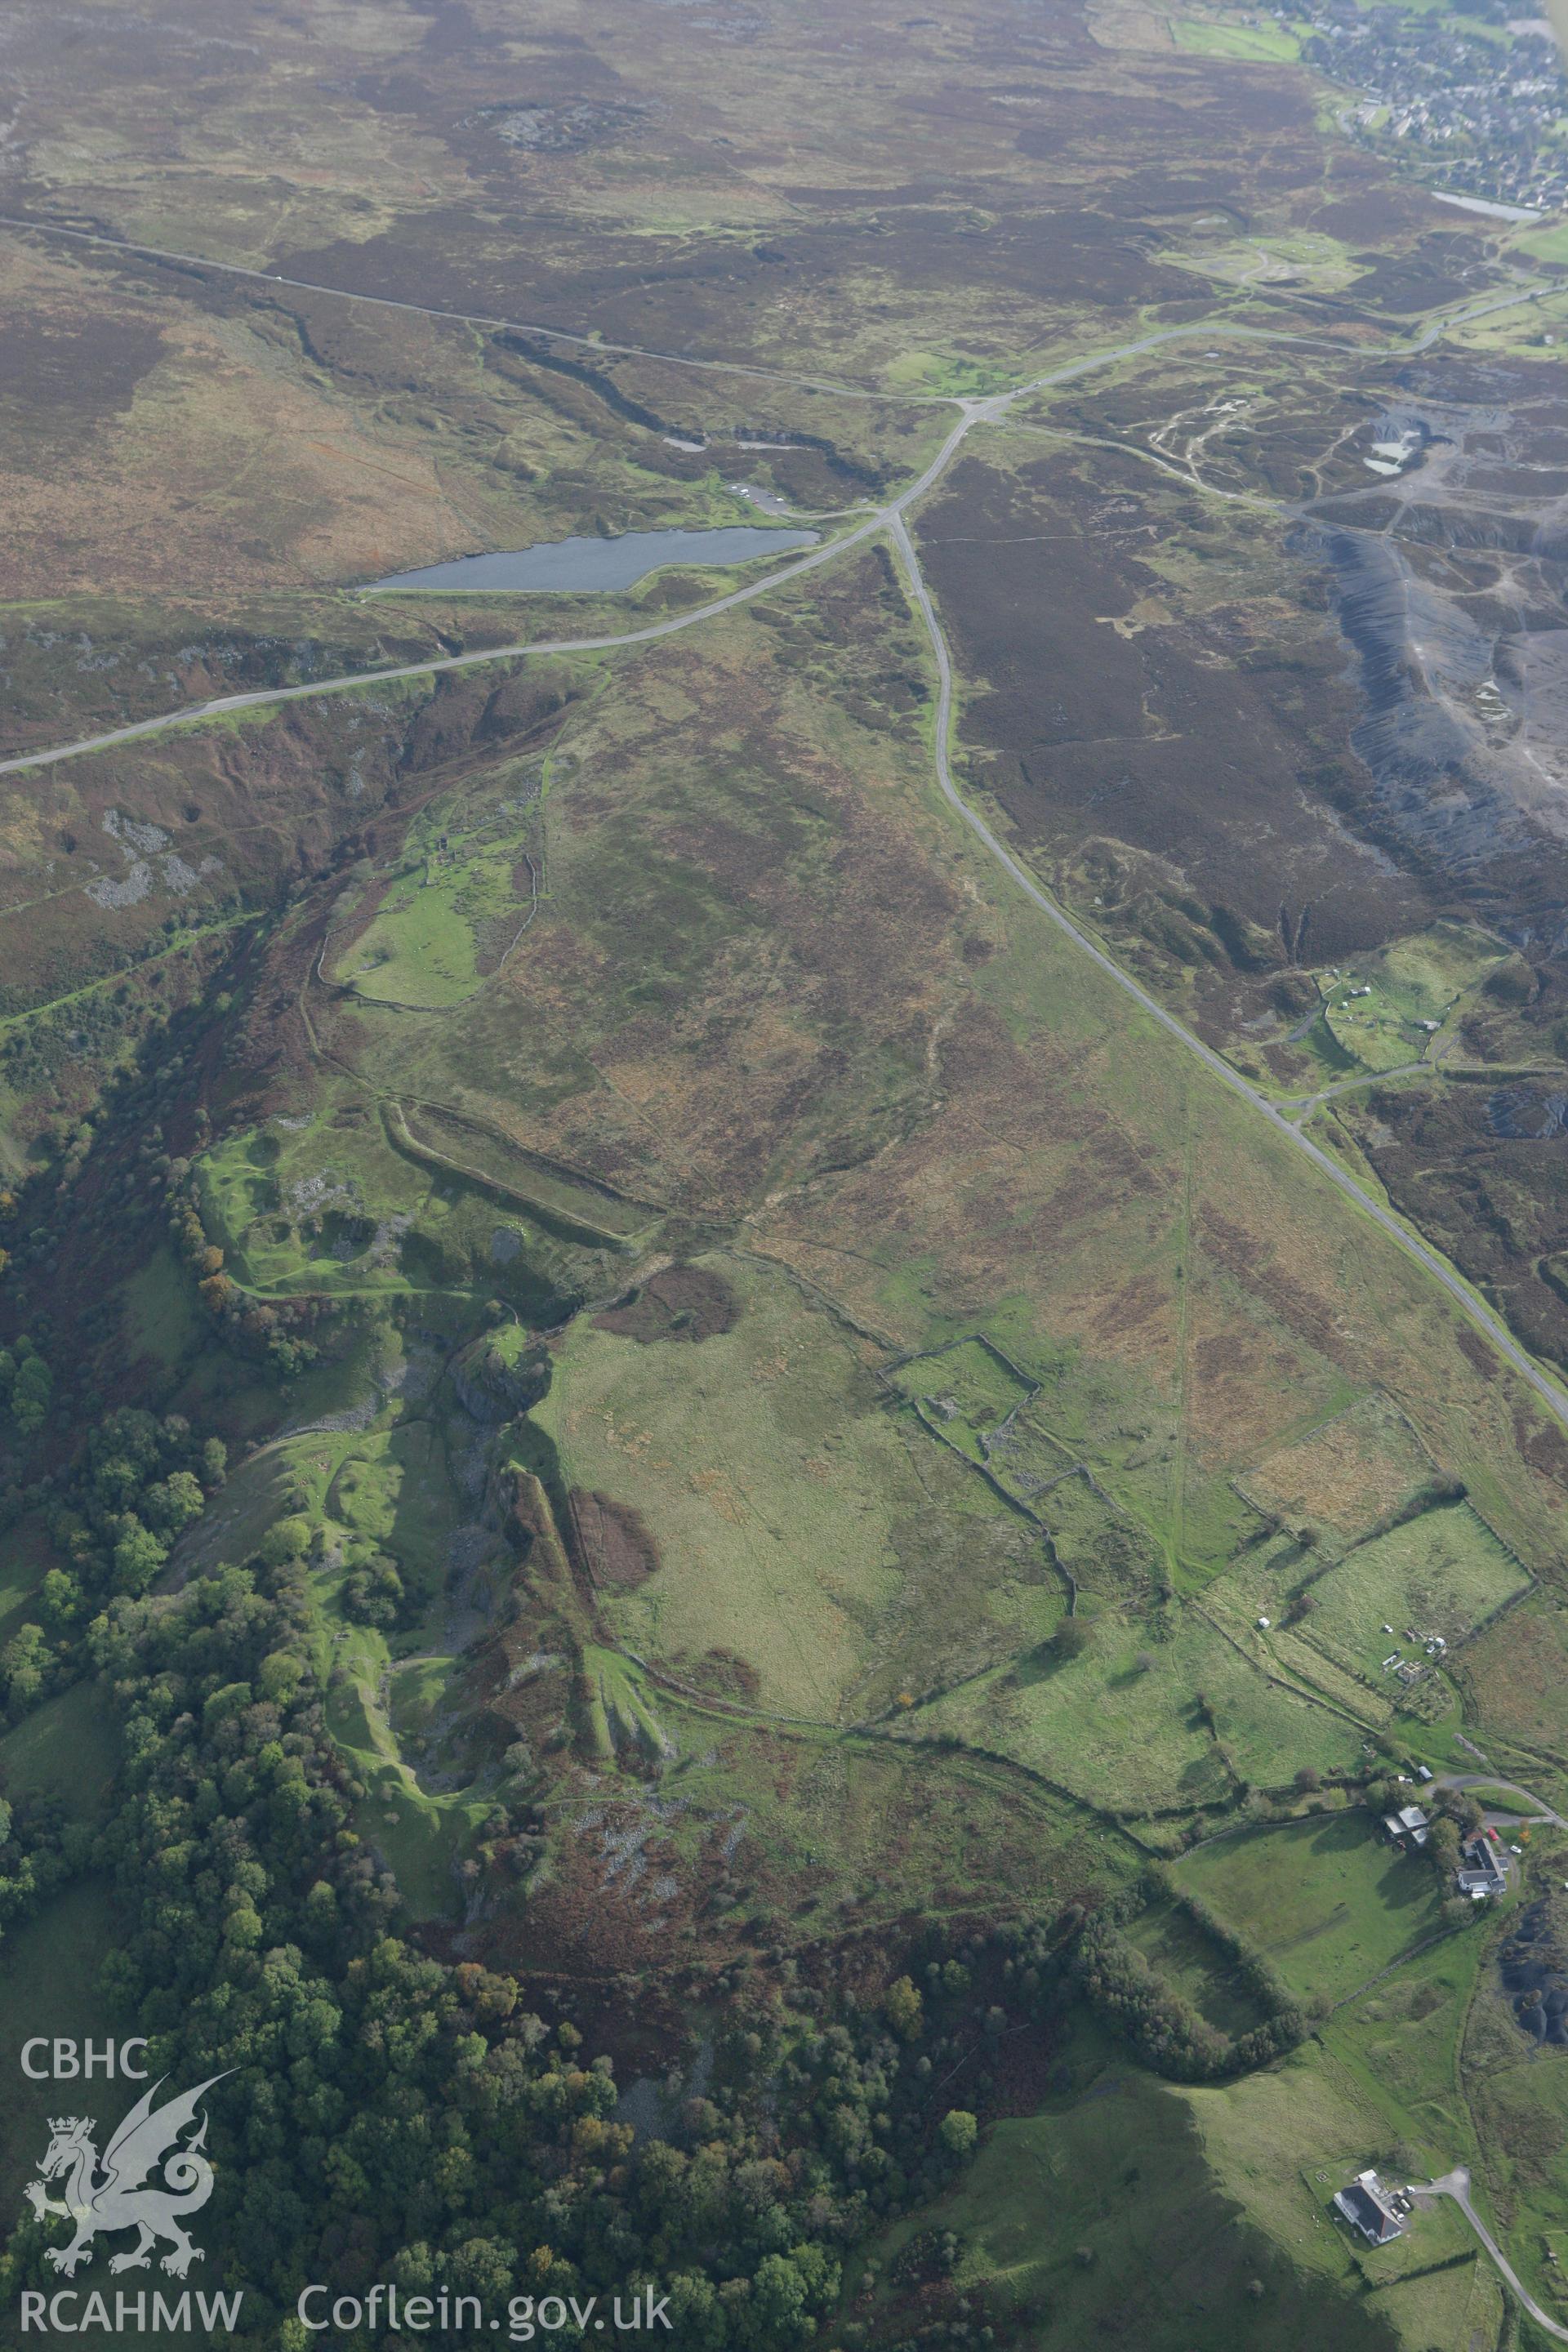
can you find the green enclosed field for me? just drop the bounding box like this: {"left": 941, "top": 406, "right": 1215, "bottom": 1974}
{"left": 119, "top": 1247, "right": 202, "bottom": 1370}
{"left": 1236, "top": 1393, "right": 1436, "bottom": 1546}
{"left": 1125, "top": 1895, "right": 1268, "bottom": 2034}
{"left": 0, "top": 1882, "right": 122, "bottom": 2218}
{"left": 1180, "top": 2053, "right": 1500, "bottom": 2350}
{"left": 1324, "top": 1934, "right": 1487, "bottom": 2179}
{"left": 327, "top": 790, "right": 539, "bottom": 1009}
{"left": 540, "top": 1256, "right": 1041, "bottom": 1722}
{"left": 863, "top": 2032, "right": 1447, "bottom": 2352}
{"left": 325, "top": 1630, "right": 495, "bottom": 1922}
{"left": 1174, "top": 1815, "right": 1446, "bottom": 2007}
{"left": 911, "top": 1607, "right": 1365, "bottom": 1816}
{"left": 0, "top": 1681, "right": 122, "bottom": 1824}
{"left": 1299, "top": 1507, "right": 1528, "bottom": 1686}
{"left": 1170, "top": 16, "right": 1303, "bottom": 59}
{"left": 887, "top": 1336, "right": 1036, "bottom": 1464}
{"left": 0, "top": 1515, "right": 57, "bottom": 1653}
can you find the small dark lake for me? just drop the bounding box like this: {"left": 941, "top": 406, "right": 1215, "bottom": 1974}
{"left": 363, "top": 523, "right": 817, "bottom": 596}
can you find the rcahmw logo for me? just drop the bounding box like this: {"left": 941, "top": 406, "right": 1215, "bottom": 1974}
{"left": 16, "top": 2052, "right": 243, "bottom": 2335}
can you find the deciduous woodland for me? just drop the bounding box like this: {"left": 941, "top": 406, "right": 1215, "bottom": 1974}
{"left": 2, "top": 0, "right": 1568, "bottom": 2344}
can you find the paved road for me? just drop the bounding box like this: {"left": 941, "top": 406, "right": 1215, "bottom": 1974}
{"left": 0, "top": 314, "right": 1496, "bottom": 793}
{"left": 4, "top": 230, "right": 1566, "bottom": 1434}
{"left": 0, "top": 520, "right": 889, "bottom": 780}
{"left": 1414, "top": 2169, "right": 1568, "bottom": 2341}
{"left": 1437, "top": 1772, "right": 1568, "bottom": 1829}
{"left": 0, "top": 212, "right": 941, "bottom": 403}
{"left": 0, "top": 211, "right": 1548, "bottom": 400}
{"left": 1281, "top": 1062, "right": 1428, "bottom": 1125}
{"left": 0, "top": 328, "right": 1300, "bottom": 787}
{"left": 885, "top": 510, "right": 1568, "bottom": 1440}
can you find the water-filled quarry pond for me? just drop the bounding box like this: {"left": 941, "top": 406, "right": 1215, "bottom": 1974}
{"left": 363, "top": 523, "right": 818, "bottom": 595}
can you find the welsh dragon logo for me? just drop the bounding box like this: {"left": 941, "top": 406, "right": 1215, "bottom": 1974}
{"left": 24, "top": 2074, "right": 228, "bottom": 2279}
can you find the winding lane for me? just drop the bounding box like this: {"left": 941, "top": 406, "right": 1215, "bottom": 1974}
{"left": 885, "top": 508, "right": 1568, "bottom": 1439}
{"left": 0, "top": 322, "right": 1418, "bottom": 787}
{"left": 2, "top": 232, "right": 1566, "bottom": 1433}
{"left": 1414, "top": 2170, "right": 1568, "bottom": 2341}
{"left": 0, "top": 212, "right": 951, "bottom": 404}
